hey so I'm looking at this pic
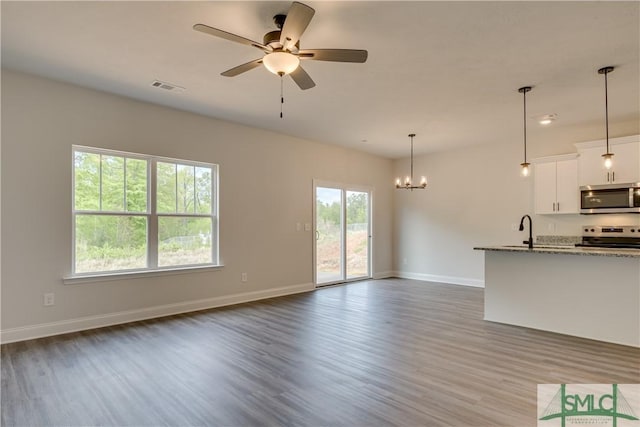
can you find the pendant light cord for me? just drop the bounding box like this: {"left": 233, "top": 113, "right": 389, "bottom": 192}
{"left": 523, "top": 89, "right": 527, "bottom": 163}
{"left": 518, "top": 86, "right": 532, "bottom": 166}
{"left": 598, "top": 66, "right": 614, "bottom": 155}
{"left": 604, "top": 69, "right": 609, "bottom": 154}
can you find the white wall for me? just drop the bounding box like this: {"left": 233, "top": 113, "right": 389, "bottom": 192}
{"left": 393, "top": 126, "right": 640, "bottom": 286}
{"left": 0, "top": 70, "right": 394, "bottom": 341}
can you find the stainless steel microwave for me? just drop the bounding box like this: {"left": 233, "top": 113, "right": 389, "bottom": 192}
{"left": 580, "top": 183, "right": 640, "bottom": 214}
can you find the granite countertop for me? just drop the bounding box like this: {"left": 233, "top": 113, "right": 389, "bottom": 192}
{"left": 474, "top": 245, "right": 640, "bottom": 258}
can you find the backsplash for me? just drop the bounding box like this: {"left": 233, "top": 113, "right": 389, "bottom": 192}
{"left": 534, "top": 214, "right": 640, "bottom": 238}
{"left": 536, "top": 235, "right": 581, "bottom": 246}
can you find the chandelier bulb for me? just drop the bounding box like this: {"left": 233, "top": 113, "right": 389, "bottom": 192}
{"left": 521, "top": 162, "right": 530, "bottom": 177}
{"left": 603, "top": 153, "right": 613, "bottom": 170}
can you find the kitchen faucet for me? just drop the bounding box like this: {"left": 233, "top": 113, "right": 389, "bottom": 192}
{"left": 519, "top": 215, "right": 533, "bottom": 249}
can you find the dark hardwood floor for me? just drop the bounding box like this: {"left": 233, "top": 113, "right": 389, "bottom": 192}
{"left": 2, "top": 278, "right": 639, "bottom": 426}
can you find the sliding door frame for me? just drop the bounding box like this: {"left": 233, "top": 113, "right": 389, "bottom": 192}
{"left": 312, "top": 179, "right": 373, "bottom": 287}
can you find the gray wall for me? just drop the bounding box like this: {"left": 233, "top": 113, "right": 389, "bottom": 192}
{"left": 3, "top": 68, "right": 639, "bottom": 341}
{"left": 0, "top": 70, "right": 394, "bottom": 339}
{"left": 393, "top": 127, "right": 640, "bottom": 285}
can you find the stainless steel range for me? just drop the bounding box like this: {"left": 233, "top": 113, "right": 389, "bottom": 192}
{"left": 577, "top": 225, "right": 640, "bottom": 249}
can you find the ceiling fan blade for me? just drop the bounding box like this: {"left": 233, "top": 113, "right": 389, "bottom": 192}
{"left": 280, "top": 2, "right": 315, "bottom": 51}
{"left": 221, "top": 58, "right": 264, "bottom": 77}
{"left": 193, "top": 24, "right": 268, "bottom": 51}
{"left": 290, "top": 66, "right": 316, "bottom": 90}
{"left": 298, "top": 49, "right": 368, "bottom": 63}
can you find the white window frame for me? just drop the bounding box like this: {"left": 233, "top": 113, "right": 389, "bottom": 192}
{"left": 69, "top": 145, "right": 220, "bottom": 281}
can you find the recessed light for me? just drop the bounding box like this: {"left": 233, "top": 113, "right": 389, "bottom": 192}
{"left": 536, "top": 113, "right": 557, "bottom": 125}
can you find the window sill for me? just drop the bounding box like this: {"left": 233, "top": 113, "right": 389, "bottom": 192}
{"left": 63, "top": 264, "right": 224, "bottom": 285}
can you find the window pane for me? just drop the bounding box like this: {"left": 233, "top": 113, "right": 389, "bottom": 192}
{"left": 74, "top": 151, "right": 100, "bottom": 210}
{"left": 346, "top": 191, "right": 369, "bottom": 279}
{"left": 315, "top": 187, "right": 343, "bottom": 284}
{"left": 75, "top": 215, "right": 147, "bottom": 273}
{"left": 157, "top": 162, "right": 176, "bottom": 213}
{"left": 126, "top": 158, "right": 148, "bottom": 212}
{"left": 158, "top": 217, "right": 212, "bottom": 266}
{"left": 101, "top": 155, "right": 125, "bottom": 211}
{"left": 195, "top": 166, "right": 212, "bottom": 214}
{"left": 177, "top": 164, "right": 195, "bottom": 214}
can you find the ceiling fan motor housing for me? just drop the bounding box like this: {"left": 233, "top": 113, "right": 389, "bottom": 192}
{"left": 273, "top": 14, "right": 287, "bottom": 29}
{"left": 263, "top": 30, "right": 300, "bottom": 51}
{"left": 263, "top": 30, "right": 282, "bottom": 46}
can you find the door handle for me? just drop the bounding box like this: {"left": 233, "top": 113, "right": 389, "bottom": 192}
{"left": 316, "top": 230, "right": 320, "bottom": 241}
{"left": 557, "top": 202, "right": 559, "bottom": 212}
{"left": 612, "top": 171, "right": 615, "bottom": 182}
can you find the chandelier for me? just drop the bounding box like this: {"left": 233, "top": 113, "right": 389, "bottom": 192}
{"left": 395, "top": 133, "right": 427, "bottom": 190}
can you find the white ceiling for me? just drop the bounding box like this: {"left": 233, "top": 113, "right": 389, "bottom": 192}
{"left": 2, "top": 1, "right": 638, "bottom": 158}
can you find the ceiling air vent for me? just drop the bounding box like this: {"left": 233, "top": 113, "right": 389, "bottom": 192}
{"left": 150, "top": 80, "right": 185, "bottom": 93}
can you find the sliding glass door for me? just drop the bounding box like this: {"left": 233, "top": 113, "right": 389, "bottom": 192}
{"left": 314, "top": 181, "right": 371, "bottom": 286}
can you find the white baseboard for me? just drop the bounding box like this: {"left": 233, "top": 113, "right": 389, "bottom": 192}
{"left": 373, "top": 271, "right": 394, "bottom": 279}
{"left": 0, "top": 283, "right": 314, "bottom": 344}
{"left": 392, "top": 271, "right": 484, "bottom": 288}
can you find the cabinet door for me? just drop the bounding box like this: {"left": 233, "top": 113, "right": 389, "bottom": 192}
{"left": 534, "top": 162, "right": 557, "bottom": 214}
{"left": 610, "top": 142, "right": 639, "bottom": 183}
{"left": 555, "top": 159, "right": 578, "bottom": 213}
{"left": 578, "top": 147, "right": 608, "bottom": 186}
{"left": 578, "top": 142, "right": 640, "bottom": 185}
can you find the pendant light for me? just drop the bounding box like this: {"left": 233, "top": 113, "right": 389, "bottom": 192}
{"left": 518, "top": 86, "right": 532, "bottom": 177}
{"left": 395, "top": 133, "right": 427, "bottom": 190}
{"left": 598, "top": 66, "right": 615, "bottom": 169}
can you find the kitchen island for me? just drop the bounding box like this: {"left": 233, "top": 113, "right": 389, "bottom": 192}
{"left": 474, "top": 245, "right": 640, "bottom": 347}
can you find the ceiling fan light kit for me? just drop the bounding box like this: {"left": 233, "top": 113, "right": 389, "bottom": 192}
{"left": 263, "top": 51, "right": 300, "bottom": 76}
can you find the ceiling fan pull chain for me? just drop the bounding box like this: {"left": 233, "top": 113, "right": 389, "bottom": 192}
{"left": 280, "top": 74, "right": 285, "bottom": 118}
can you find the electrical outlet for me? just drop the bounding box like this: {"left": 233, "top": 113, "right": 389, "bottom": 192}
{"left": 43, "top": 293, "right": 55, "bottom": 307}
{"left": 403, "top": 258, "right": 408, "bottom": 265}
{"left": 548, "top": 223, "right": 556, "bottom": 232}
{"left": 304, "top": 223, "right": 311, "bottom": 231}
{"left": 241, "top": 273, "right": 248, "bottom": 282}
{"left": 511, "top": 223, "right": 518, "bottom": 231}
{"left": 296, "top": 222, "right": 302, "bottom": 232}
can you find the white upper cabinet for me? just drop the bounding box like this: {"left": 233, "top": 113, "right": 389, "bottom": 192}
{"left": 575, "top": 136, "right": 640, "bottom": 186}
{"left": 533, "top": 155, "right": 579, "bottom": 214}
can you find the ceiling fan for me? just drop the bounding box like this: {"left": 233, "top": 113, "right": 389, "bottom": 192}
{"left": 193, "top": 1, "right": 368, "bottom": 90}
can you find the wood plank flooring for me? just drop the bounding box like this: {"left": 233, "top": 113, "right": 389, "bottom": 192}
{"left": 2, "top": 278, "right": 639, "bottom": 426}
